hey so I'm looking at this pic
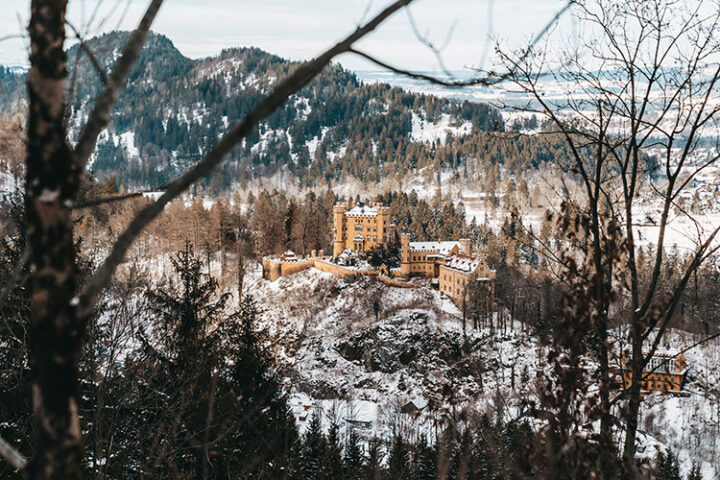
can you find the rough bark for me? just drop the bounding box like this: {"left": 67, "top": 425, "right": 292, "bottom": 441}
{"left": 25, "top": 1, "right": 84, "bottom": 478}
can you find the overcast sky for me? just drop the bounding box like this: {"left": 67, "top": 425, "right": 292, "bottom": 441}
{"left": 0, "top": 0, "right": 573, "bottom": 72}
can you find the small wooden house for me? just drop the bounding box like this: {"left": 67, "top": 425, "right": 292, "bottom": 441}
{"left": 621, "top": 351, "right": 688, "bottom": 392}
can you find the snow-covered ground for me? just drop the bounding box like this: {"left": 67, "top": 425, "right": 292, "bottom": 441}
{"left": 245, "top": 266, "right": 537, "bottom": 440}
{"left": 410, "top": 111, "right": 472, "bottom": 144}
{"left": 241, "top": 265, "right": 720, "bottom": 476}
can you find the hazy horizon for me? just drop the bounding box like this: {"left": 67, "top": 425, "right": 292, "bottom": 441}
{"left": 0, "top": 0, "right": 573, "bottom": 72}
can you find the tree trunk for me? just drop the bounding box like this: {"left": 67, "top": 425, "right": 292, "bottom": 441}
{"left": 25, "top": 1, "right": 84, "bottom": 478}
{"left": 623, "top": 334, "right": 644, "bottom": 478}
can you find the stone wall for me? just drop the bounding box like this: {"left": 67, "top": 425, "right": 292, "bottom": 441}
{"left": 377, "top": 274, "right": 418, "bottom": 289}
{"left": 313, "top": 259, "right": 373, "bottom": 279}
{"left": 262, "top": 259, "right": 313, "bottom": 281}
{"left": 263, "top": 257, "right": 418, "bottom": 289}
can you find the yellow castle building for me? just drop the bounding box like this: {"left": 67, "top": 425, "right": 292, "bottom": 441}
{"left": 333, "top": 202, "right": 396, "bottom": 257}
{"left": 331, "top": 204, "right": 495, "bottom": 309}
{"left": 398, "top": 234, "right": 495, "bottom": 307}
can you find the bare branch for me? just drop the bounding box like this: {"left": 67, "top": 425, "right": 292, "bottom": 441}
{"left": 348, "top": 48, "right": 509, "bottom": 86}
{"left": 72, "top": 190, "right": 158, "bottom": 209}
{"left": 0, "top": 435, "right": 28, "bottom": 471}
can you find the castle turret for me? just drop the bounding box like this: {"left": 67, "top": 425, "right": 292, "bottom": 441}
{"left": 377, "top": 205, "right": 390, "bottom": 245}
{"left": 333, "top": 203, "right": 347, "bottom": 257}
{"left": 400, "top": 233, "right": 411, "bottom": 278}
{"left": 459, "top": 238, "right": 471, "bottom": 255}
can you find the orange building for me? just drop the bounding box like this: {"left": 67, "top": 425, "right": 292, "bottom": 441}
{"left": 438, "top": 254, "right": 496, "bottom": 308}
{"left": 400, "top": 235, "right": 468, "bottom": 277}
{"left": 398, "top": 233, "right": 496, "bottom": 310}
{"left": 333, "top": 202, "right": 395, "bottom": 257}
{"left": 621, "top": 351, "right": 688, "bottom": 392}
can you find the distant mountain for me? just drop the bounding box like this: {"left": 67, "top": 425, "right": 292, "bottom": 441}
{"left": 0, "top": 32, "right": 505, "bottom": 191}
{"left": 0, "top": 66, "right": 25, "bottom": 109}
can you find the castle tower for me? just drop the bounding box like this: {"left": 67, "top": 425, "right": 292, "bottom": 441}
{"left": 377, "top": 205, "right": 390, "bottom": 244}
{"left": 400, "top": 233, "right": 411, "bottom": 277}
{"left": 459, "top": 238, "right": 471, "bottom": 255}
{"left": 333, "top": 203, "right": 347, "bottom": 257}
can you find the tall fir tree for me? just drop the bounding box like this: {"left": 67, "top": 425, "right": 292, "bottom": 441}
{"left": 386, "top": 433, "right": 411, "bottom": 480}
{"left": 343, "top": 429, "right": 365, "bottom": 480}
{"left": 365, "top": 437, "right": 383, "bottom": 480}
{"left": 218, "top": 293, "right": 299, "bottom": 479}
{"left": 297, "top": 412, "right": 327, "bottom": 480}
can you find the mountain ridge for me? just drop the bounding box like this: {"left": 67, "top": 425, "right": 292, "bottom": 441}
{"left": 0, "top": 31, "right": 508, "bottom": 191}
{"left": 2, "top": 32, "right": 502, "bottom": 190}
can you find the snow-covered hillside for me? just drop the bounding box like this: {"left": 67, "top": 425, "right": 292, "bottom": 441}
{"left": 243, "top": 266, "right": 720, "bottom": 477}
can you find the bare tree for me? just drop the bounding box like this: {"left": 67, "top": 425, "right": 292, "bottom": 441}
{"left": 498, "top": 0, "right": 720, "bottom": 475}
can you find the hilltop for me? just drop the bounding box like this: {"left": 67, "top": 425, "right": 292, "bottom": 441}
{"left": 0, "top": 32, "right": 585, "bottom": 195}
{"left": 0, "top": 32, "right": 506, "bottom": 190}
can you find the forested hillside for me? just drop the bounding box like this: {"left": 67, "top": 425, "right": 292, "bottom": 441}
{"left": 1, "top": 32, "right": 509, "bottom": 190}
{"left": 0, "top": 32, "right": 583, "bottom": 193}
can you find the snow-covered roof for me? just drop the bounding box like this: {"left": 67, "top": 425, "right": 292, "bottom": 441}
{"left": 442, "top": 254, "right": 481, "bottom": 273}
{"left": 652, "top": 350, "right": 684, "bottom": 357}
{"left": 409, "top": 241, "right": 459, "bottom": 255}
{"left": 345, "top": 204, "right": 378, "bottom": 216}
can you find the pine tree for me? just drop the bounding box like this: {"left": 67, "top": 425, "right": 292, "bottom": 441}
{"left": 219, "top": 294, "right": 299, "bottom": 479}
{"left": 655, "top": 449, "right": 682, "bottom": 480}
{"left": 298, "top": 412, "right": 327, "bottom": 480}
{"left": 413, "top": 435, "right": 437, "bottom": 480}
{"left": 144, "top": 241, "right": 230, "bottom": 477}
{"left": 343, "top": 429, "right": 365, "bottom": 480}
{"left": 365, "top": 437, "right": 384, "bottom": 480}
{"left": 324, "top": 419, "right": 344, "bottom": 480}
{"left": 386, "top": 433, "right": 411, "bottom": 480}
{"left": 687, "top": 461, "right": 702, "bottom": 480}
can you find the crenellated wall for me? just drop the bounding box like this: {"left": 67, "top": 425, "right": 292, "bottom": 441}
{"left": 262, "top": 258, "right": 313, "bottom": 281}
{"left": 264, "top": 257, "right": 417, "bottom": 289}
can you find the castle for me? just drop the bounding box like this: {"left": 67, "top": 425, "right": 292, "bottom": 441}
{"left": 398, "top": 234, "right": 495, "bottom": 308}
{"left": 263, "top": 200, "right": 495, "bottom": 311}
{"left": 332, "top": 201, "right": 495, "bottom": 308}
{"left": 332, "top": 202, "right": 396, "bottom": 257}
